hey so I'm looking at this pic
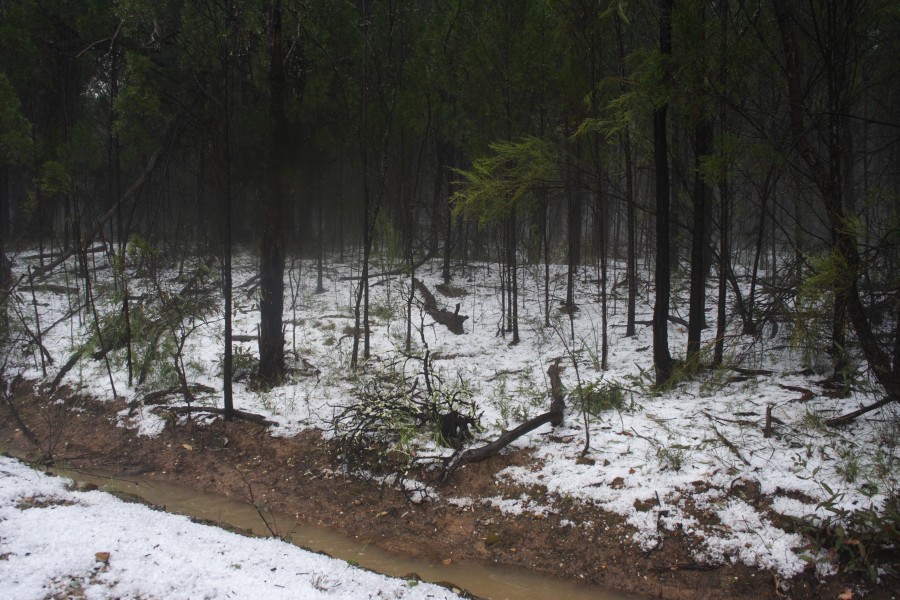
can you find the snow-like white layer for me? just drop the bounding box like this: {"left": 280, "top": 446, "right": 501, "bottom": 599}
{"left": 0, "top": 456, "right": 460, "bottom": 600}
{"left": 7, "top": 248, "right": 899, "bottom": 580}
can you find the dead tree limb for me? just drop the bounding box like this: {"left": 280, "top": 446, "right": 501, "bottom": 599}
{"left": 413, "top": 278, "right": 468, "bottom": 335}
{"left": 709, "top": 421, "right": 750, "bottom": 466}
{"left": 442, "top": 358, "right": 566, "bottom": 480}
{"left": 47, "top": 350, "right": 85, "bottom": 393}
{"left": 778, "top": 384, "right": 814, "bottom": 402}
{"left": 547, "top": 358, "right": 565, "bottom": 426}
{"left": 440, "top": 408, "right": 562, "bottom": 482}
{"left": 1, "top": 389, "right": 40, "bottom": 447}
{"left": 158, "top": 405, "right": 277, "bottom": 426}
{"left": 825, "top": 396, "right": 898, "bottom": 427}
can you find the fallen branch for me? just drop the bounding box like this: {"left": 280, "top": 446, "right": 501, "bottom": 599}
{"left": 413, "top": 278, "right": 468, "bottom": 335}
{"left": 441, "top": 371, "right": 563, "bottom": 483}
{"left": 48, "top": 349, "right": 86, "bottom": 393}
{"left": 635, "top": 315, "right": 689, "bottom": 328}
{"left": 21, "top": 284, "right": 80, "bottom": 295}
{"left": 1, "top": 390, "right": 40, "bottom": 447}
{"left": 158, "top": 405, "right": 278, "bottom": 426}
{"left": 825, "top": 396, "right": 898, "bottom": 427}
{"left": 704, "top": 417, "right": 751, "bottom": 466}
{"left": 649, "top": 562, "right": 722, "bottom": 573}
{"left": 340, "top": 249, "right": 436, "bottom": 282}
{"left": 440, "top": 410, "right": 560, "bottom": 482}
{"left": 733, "top": 367, "right": 775, "bottom": 377}
{"left": 142, "top": 383, "right": 216, "bottom": 405}
{"left": 778, "top": 384, "right": 814, "bottom": 402}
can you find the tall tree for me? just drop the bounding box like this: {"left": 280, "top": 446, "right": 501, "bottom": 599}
{"left": 653, "top": 0, "right": 674, "bottom": 385}
{"left": 258, "top": 0, "right": 288, "bottom": 382}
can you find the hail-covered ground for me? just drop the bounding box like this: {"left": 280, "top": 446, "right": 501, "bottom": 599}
{"left": 0, "top": 455, "right": 463, "bottom": 599}
{"left": 5, "top": 245, "right": 899, "bottom": 587}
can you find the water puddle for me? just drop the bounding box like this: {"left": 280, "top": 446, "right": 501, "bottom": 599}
{"left": 18, "top": 458, "right": 640, "bottom": 600}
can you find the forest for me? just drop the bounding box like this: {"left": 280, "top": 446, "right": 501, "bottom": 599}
{"left": 0, "top": 0, "right": 898, "bottom": 598}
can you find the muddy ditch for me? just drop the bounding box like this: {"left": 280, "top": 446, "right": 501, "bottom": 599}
{"left": 0, "top": 382, "right": 879, "bottom": 600}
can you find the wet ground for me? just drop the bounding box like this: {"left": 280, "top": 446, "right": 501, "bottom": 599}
{"left": 2, "top": 382, "right": 891, "bottom": 600}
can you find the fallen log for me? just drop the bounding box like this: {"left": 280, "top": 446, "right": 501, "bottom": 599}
{"left": 778, "top": 384, "right": 814, "bottom": 402}
{"left": 142, "top": 383, "right": 216, "bottom": 405}
{"left": 440, "top": 408, "right": 562, "bottom": 482}
{"left": 413, "top": 278, "right": 468, "bottom": 335}
{"left": 441, "top": 358, "right": 566, "bottom": 482}
{"left": 157, "top": 405, "right": 278, "bottom": 427}
{"left": 825, "top": 395, "right": 898, "bottom": 427}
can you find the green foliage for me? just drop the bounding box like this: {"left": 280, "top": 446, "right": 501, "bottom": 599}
{"left": 0, "top": 73, "right": 31, "bottom": 163}
{"left": 113, "top": 50, "right": 164, "bottom": 158}
{"left": 452, "top": 136, "right": 558, "bottom": 226}
{"left": 800, "top": 486, "right": 900, "bottom": 581}
{"left": 792, "top": 248, "right": 854, "bottom": 369}
{"left": 574, "top": 381, "right": 627, "bottom": 417}
{"left": 657, "top": 445, "right": 685, "bottom": 472}
{"left": 37, "top": 161, "right": 72, "bottom": 197}
{"left": 220, "top": 346, "right": 258, "bottom": 383}
{"left": 333, "top": 357, "right": 480, "bottom": 478}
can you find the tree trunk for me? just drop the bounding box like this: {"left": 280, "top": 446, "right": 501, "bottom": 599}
{"left": 615, "top": 12, "right": 637, "bottom": 338}
{"left": 258, "top": 0, "right": 287, "bottom": 383}
{"left": 687, "top": 119, "right": 712, "bottom": 361}
{"left": 653, "top": 0, "right": 674, "bottom": 385}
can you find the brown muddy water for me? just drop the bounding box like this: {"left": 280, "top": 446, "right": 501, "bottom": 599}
{"left": 17, "top": 459, "right": 641, "bottom": 600}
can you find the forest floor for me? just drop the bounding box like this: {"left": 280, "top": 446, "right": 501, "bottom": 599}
{"left": 2, "top": 249, "right": 899, "bottom": 599}
{"left": 0, "top": 383, "right": 892, "bottom": 600}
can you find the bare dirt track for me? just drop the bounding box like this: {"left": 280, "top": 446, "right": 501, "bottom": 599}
{"left": 2, "top": 382, "right": 893, "bottom": 600}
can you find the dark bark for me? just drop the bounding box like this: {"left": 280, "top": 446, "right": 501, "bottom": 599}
{"left": 508, "top": 210, "right": 520, "bottom": 344}
{"left": 258, "top": 0, "right": 288, "bottom": 383}
{"left": 413, "top": 278, "right": 468, "bottom": 335}
{"left": 745, "top": 169, "right": 773, "bottom": 336}
{"left": 687, "top": 120, "right": 712, "bottom": 361}
{"left": 652, "top": 0, "right": 674, "bottom": 385}
{"left": 222, "top": 34, "right": 234, "bottom": 420}
{"left": 441, "top": 399, "right": 563, "bottom": 483}
{"left": 547, "top": 358, "right": 565, "bottom": 426}
{"left": 565, "top": 165, "right": 581, "bottom": 310}
{"left": 615, "top": 12, "right": 637, "bottom": 338}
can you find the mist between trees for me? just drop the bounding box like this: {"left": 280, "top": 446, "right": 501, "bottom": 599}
{"left": 0, "top": 1, "right": 898, "bottom": 479}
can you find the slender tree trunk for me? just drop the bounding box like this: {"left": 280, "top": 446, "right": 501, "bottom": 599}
{"left": 258, "top": 0, "right": 287, "bottom": 382}
{"left": 222, "top": 29, "right": 234, "bottom": 420}
{"left": 542, "top": 196, "right": 550, "bottom": 327}
{"left": 745, "top": 170, "right": 773, "bottom": 335}
{"left": 653, "top": 0, "right": 674, "bottom": 385}
{"left": 442, "top": 156, "right": 454, "bottom": 284}
{"left": 623, "top": 128, "right": 637, "bottom": 337}
{"left": 509, "top": 209, "right": 519, "bottom": 345}
{"left": 687, "top": 120, "right": 712, "bottom": 361}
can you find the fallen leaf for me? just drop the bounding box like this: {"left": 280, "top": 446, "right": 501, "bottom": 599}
{"left": 95, "top": 552, "right": 110, "bottom": 564}
{"left": 182, "top": 444, "right": 193, "bottom": 451}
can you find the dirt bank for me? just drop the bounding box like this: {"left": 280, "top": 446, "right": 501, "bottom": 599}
{"left": 1, "top": 382, "right": 890, "bottom": 600}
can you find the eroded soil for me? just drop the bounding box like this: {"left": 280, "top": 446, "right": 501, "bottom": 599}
{"left": 1, "top": 382, "right": 893, "bottom": 600}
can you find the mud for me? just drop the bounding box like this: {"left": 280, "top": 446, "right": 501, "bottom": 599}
{"left": 1, "top": 383, "right": 891, "bottom": 600}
